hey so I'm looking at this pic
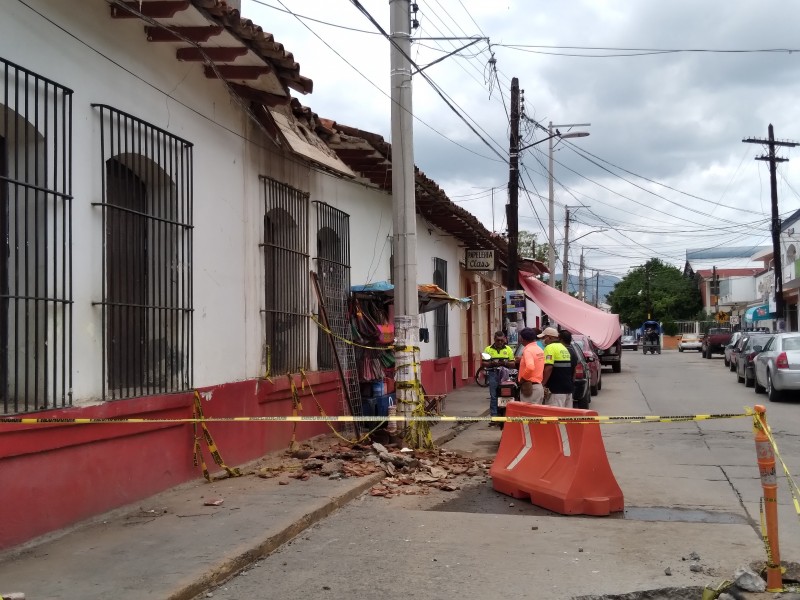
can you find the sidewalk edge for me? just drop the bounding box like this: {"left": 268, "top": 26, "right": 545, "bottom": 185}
{"left": 167, "top": 472, "right": 385, "bottom": 600}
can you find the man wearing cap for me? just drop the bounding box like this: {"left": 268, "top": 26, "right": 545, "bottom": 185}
{"left": 482, "top": 331, "right": 515, "bottom": 425}
{"left": 539, "top": 327, "right": 574, "bottom": 407}
{"left": 517, "top": 327, "right": 545, "bottom": 404}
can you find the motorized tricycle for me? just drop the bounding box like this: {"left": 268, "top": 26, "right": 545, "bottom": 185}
{"left": 641, "top": 320, "right": 661, "bottom": 354}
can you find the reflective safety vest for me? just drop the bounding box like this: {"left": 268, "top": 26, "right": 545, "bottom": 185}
{"left": 483, "top": 344, "right": 514, "bottom": 363}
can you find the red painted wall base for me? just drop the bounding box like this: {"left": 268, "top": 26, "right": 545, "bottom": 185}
{"left": 0, "top": 372, "right": 341, "bottom": 551}
{"left": 419, "top": 356, "right": 463, "bottom": 395}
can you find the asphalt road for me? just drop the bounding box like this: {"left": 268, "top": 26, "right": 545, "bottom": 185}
{"left": 201, "top": 350, "right": 800, "bottom": 600}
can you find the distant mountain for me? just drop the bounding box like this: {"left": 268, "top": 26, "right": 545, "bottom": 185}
{"left": 555, "top": 273, "right": 621, "bottom": 305}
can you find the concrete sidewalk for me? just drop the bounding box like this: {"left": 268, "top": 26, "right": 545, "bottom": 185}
{"left": 0, "top": 385, "right": 490, "bottom": 600}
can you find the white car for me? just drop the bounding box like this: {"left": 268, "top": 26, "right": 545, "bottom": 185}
{"left": 678, "top": 334, "right": 702, "bottom": 352}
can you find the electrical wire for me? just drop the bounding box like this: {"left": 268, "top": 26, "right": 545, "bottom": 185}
{"left": 273, "top": 0, "right": 505, "bottom": 163}
{"left": 348, "top": 0, "right": 508, "bottom": 162}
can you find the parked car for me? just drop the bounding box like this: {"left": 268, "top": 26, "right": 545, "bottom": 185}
{"left": 702, "top": 326, "right": 733, "bottom": 359}
{"left": 572, "top": 334, "right": 602, "bottom": 396}
{"left": 728, "top": 334, "right": 748, "bottom": 372}
{"left": 596, "top": 335, "right": 623, "bottom": 373}
{"left": 723, "top": 331, "right": 743, "bottom": 367}
{"left": 678, "top": 333, "right": 702, "bottom": 352}
{"left": 621, "top": 335, "right": 638, "bottom": 351}
{"left": 735, "top": 333, "right": 773, "bottom": 387}
{"left": 754, "top": 333, "right": 800, "bottom": 401}
{"left": 570, "top": 341, "right": 592, "bottom": 409}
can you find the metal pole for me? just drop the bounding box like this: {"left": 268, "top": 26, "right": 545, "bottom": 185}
{"left": 562, "top": 207, "right": 570, "bottom": 293}
{"left": 579, "top": 249, "right": 585, "bottom": 301}
{"left": 389, "top": 0, "right": 420, "bottom": 441}
{"left": 548, "top": 121, "right": 555, "bottom": 287}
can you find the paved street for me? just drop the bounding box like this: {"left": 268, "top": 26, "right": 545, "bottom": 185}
{"left": 202, "top": 349, "right": 800, "bottom": 600}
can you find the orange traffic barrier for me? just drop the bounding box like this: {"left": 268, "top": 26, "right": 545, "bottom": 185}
{"left": 753, "top": 405, "right": 782, "bottom": 592}
{"left": 490, "top": 401, "right": 624, "bottom": 516}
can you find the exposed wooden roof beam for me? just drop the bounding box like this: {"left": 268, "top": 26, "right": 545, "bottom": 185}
{"left": 145, "top": 25, "right": 223, "bottom": 42}
{"left": 176, "top": 46, "right": 248, "bottom": 62}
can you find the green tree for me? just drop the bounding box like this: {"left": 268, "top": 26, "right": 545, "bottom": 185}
{"left": 606, "top": 258, "right": 702, "bottom": 327}
{"left": 518, "top": 230, "right": 552, "bottom": 264}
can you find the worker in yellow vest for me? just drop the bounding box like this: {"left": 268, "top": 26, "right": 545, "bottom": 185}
{"left": 482, "top": 331, "right": 514, "bottom": 425}
{"left": 539, "top": 327, "right": 574, "bottom": 407}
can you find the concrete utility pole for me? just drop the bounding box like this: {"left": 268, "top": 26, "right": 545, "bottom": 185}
{"left": 548, "top": 122, "right": 556, "bottom": 287}
{"left": 595, "top": 270, "right": 600, "bottom": 307}
{"left": 744, "top": 125, "right": 798, "bottom": 329}
{"left": 506, "top": 78, "right": 520, "bottom": 292}
{"left": 579, "top": 249, "right": 585, "bottom": 301}
{"left": 389, "top": 0, "right": 419, "bottom": 436}
{"left": 562, "top": 207, "right": 571, "bottom": 293}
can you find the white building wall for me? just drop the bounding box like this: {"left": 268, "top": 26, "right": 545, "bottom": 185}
{"left": 416, "top": 220, "right": 462, "bottom": 362}
{"left": 4, "top": 1, "right": 388, "bottom": 403}
{"left": 720, "top": 276, "right": 757, "bottom": 305}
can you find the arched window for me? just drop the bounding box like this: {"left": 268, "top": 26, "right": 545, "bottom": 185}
{"left": 314, "top": 203, "right": 350, "bottom": 371}
{"left": 1, "top": 59, "right": 72, "bottom": 414}
{"left": 95, "top": 105, "right": 193, "bottom": 400}
{"left": 262, "top": 177, "right": 309, "bottom": 375}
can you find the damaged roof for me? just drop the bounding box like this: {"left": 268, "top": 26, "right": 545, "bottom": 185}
{"left": 108, "top": 0, "right": 312, "bottom": 102}
{"left": 321, "top": 121, "right": 517, "bottom": 269}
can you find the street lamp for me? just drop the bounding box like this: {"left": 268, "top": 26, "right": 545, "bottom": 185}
{"left": 563, "top": 226, "right": 606, "bottom": 295}
{"left": 547, "top": 122, "right": 590, "bottom": 286}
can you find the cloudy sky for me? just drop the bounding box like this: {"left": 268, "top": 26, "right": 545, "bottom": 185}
{"left": 243, "top": 0, "right": 800, "bottom": 284}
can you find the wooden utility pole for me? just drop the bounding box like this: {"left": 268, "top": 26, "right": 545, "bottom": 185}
{"left": 744, "top": 125, "right": 798, "bottom": 328}
{"left": 506, "top": 78, "right": 520, "bottom": 292}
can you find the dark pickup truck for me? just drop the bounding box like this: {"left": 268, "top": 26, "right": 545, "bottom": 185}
{"left": 702, "top": 326, "right": 733, "bottom": 359}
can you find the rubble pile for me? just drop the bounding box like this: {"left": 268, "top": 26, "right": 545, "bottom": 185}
{"left": 248, "top": 438, "right": 491, "bottom": 495}
{"left": 367, "top": 443, "right": 491, "bottom": 498}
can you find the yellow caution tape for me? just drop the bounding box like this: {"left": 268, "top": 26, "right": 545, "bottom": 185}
{"left": 748, "top": 408, "right": 800, "bottom": 523}
{"left": 192, "top": 391, "right": 242, "bottom": 482}
{"left": 0, "top": 412, "right": 753, "bottom": 425}
{"left": 310, "top": 314, "right": 420, "bottom": 354}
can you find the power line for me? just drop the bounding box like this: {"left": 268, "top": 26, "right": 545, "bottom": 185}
{"left": 273, "top": 0, "right": 505, "bottom": 163}
{"left": 348, "top": 0, "right": 508, "bottom": 162}
{"left": 496, "top": 44, "right": 800, "bottom": 57}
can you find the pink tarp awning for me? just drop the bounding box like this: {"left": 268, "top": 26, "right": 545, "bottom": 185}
{"left": 519, "top": 271, "right": 621, "bottom": 349}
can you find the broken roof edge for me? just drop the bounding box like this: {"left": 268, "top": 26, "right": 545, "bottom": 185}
{"left": 322, "top": 121, "right": 508, "bottom": 264}
{"left": 193, "top": 0, "right": 313, "bottom": 94}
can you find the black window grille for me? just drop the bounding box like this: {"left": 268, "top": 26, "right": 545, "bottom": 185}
{"left": 1, "top": 57, "right": 73, "bottom": 414}
{"left": 262, "top": 176, "right": 309, "bottom": 375}
{"left": 433, "top": 257, "right": 449, "bottom": 358}
{"left": 314, "top": 202, "right": 350, "bottom": 371}
{"left": 93, "top": 105, "right": 193, "bottom": 400}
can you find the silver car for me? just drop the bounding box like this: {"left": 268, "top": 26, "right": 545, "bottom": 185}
{"left": 754, "top": 333, "right": 800, "bottom": 401}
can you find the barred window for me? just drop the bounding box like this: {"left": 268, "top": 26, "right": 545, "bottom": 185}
{"left": 314, "top": 202, "right": 350, "bottom": 371}
{"left": 433, "top": 257, "right": 449, "bottom": 358}
{"left": 93, "top": 105, "right": 193, "bottom": 400}
{"left": 262, "top": 177, "right": 309, "bottom": 375}
{"left": 1, "top": 57, "right": 73, "bottom": 414}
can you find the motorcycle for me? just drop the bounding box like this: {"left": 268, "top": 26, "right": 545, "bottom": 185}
{"left": 481, "top": 352, "right": 519, "bottom": 421}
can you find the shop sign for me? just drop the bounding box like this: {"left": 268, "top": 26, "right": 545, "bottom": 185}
{"left": 465, "top": 249, "right": 495, "bottom": 271}
{"left": 505, "top": 290, "right": 526, "bottom": 313}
